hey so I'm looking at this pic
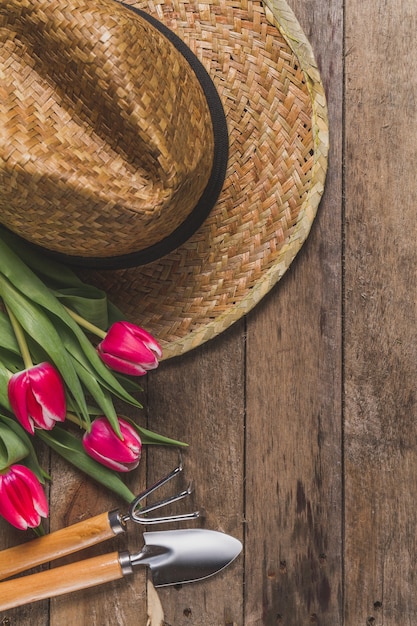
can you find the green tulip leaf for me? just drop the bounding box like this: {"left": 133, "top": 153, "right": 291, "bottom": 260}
{"left": 0, "top": 361, "right": 12, "bottom": 411}
{"left": 120, "top": 416, "right": 188, "bottom": 448}
{"left": 68, "top": 330, "right": 142, "bottom": 408}
{"left": 0, "top": 229, "right": 126, "bottom": 326}
{"left": 54, "top": 286, "right": 109, "bottom": 329}
{"left": 0, "top": 275, "right": 90, "bottom": 422}
{"left": 0, "top": 238, "right": 104, "bottom": 347}
{"left": 0, "top": 236, "right": 73, "bottom": 303}
{"left": 0, "top": 414, "right": 49, "bottom": 482}
{"left": 54, "top": 318, "right": 143, "bottom": 410}
{"left": 0, "top": 237, "right": 149, "bottom": 410}
{"left": 0, "top": 348, "right": 24, "bottom": 373}
{"left": 37, "top": 427, "right": 135, "bottom": 503}
{"left": 0, "top": 422, "right": 30, "bottom": 469}
{"left": 0, "top": 228, "right": 86, "bottom": 289}
{"left": 70, "top": 358, "right": 122, "bottom": 436}
{"left": 107, "top": 301, "right": 126, "bottom": 324}
{"left": 0, "top": 311, "right": 20, "bottom": 354}
{"left": 113, "top": 373, "right": 144, "bottom": 394}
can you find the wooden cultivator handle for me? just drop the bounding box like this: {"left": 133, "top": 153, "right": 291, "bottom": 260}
{"left": 0, "top": 512, "right": 122, "bottom": 581}
{"left": 0, "top": 551, "right": 128, "bottom": 611}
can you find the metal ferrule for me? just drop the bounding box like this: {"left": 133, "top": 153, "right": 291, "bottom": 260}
{"left": 118, "top": 551, "right": 134, "bottom": 576}
{"left": 108, "top": 509, "right": 127, "bottom": 535}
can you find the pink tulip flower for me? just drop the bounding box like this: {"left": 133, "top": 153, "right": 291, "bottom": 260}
{"left": 0, "top": 464, "right": 48, "bottom": 530}
{"left": 8, "top": 362, "right": 66, "bottom": 435}
{"left": 83, "top": 416, "right": 142, "bottom": 472}
{"left": 97, "top": 322, "right": 162, "bottom": 376}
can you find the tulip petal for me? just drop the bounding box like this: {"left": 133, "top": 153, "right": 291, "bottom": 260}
{"left": 97, "top": 349, "right": 148, "bottom": 376}
{"left": 131, "top": 326, "right": 163, "bottom": 359}
{"left": 26, "top": 387, "right": 47, "bottom": 426}
{"left": 93, "top": 429, "right": 139, "bottom": 463}
{"left": 8, "top": 372, "right": 35, "bottom": 435}
{"left": 82, "top": 446, "right": 138, "bottom": 472}
{"left": 97, "top": 322, "right": 161, "bottom": 376}
{"left": 116, "top": 332, "right": 159, "bottom": 366}
{"left": 27, "top": 386, "right": 58, "bottom": 430}
{"left": 30, "top": 364, "right": 66, "bottom": 421}
{"left": 83, "top": 417, "right": 141, "bottom": 473}
{"left": 12, "top": 465, "right": 48, "bottom": 518}
{"left": 100, "top": 329, "right": 142, "bottom": 361}
{"left": 8, "top": 476, "right": 41, "bottom": 528}
{"left": 0, "top": 465, "right": 48, "bottom": 530}
{"left": 0, "top": 477, "right": 29, "bottom": 530}
{"left": 8, "top": 364, "right": 66, "bottom": 434}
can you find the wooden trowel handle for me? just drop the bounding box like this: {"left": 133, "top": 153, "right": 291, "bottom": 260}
{"left": 0, "top": 511, "right": 122, "bottom": 581}
{"left": 0, "top": 551, "right": 127, "bottom": 611}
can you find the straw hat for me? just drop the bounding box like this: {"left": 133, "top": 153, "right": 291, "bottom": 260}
{"left": 0, "top": 0, "right": 328, "bottom": 359}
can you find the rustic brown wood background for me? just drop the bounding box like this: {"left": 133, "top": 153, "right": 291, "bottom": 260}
{"left": 2, "top": 0, "right": 417, "bottom": 624}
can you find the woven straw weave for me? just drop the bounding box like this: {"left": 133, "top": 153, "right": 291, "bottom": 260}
{"left": 0, "top": 0, "right": 214, "bottom": 256}
{"left": 1, "top": 0, "right": 329, "bottom": 359}
{"left": 84, "top": 0, "right": 329, "bottom": 358}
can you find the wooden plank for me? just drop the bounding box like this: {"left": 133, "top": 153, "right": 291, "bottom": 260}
{"left": 0, "top": 2, "right": 347, "bottom": 625}
{"left": 244, "top": 0, "right": 344, "bottom": 622}
{"left": 146, "top": 322, "right": 246, "bottom": 626}
{"left": 0, "top": 444, "right": 51, "bottom": 625}
{"left": 344, "top": 1, "right": 417, "bottom": 624}
{"left": 48, "top": 440, "right": 148, "bottom": 625}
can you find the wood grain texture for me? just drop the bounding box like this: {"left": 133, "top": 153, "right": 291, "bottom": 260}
{"left": 146, "top": 322, "right": 246, "bottom": 625}
{"left": 0, "top": 551, "right": 124, "bottom": 611}
{"left": 243, "top": 0, "right": 343, "bottom": 623}
{"left": 0, "top": 1, "right": 336, "bottom": 624}
{"left": 0, "top": 512, "right": 116, "bottom": 581}
{"left": 48, "top": 435, "right": 148, "bottom": 626}
{"left": 0, "top": 442, "right": 50, "bottom": 626}
{"left": 344, "top": 1, "right": 417, "bottom": 624}
{"left": 3, "top": 0, "right": 417, "bottom": 624}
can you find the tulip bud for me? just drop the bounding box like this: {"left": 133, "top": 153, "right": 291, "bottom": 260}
{"left": 8, "top": 362, "right": 67, "bottom": 435}
{"left": 97, "top": 321, "right": 162, "bottom": 376}
{"left": 83, "top": 416, "right": 142, "bottom": 472}
{"left": 0, "top": 464, "right": 48, "bottom": 530}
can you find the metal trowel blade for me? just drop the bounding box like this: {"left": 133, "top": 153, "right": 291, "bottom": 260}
{"left": 132, "top": 528, "right": 242, "bottom": 587}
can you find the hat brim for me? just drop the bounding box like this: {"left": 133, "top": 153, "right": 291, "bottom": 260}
{"left": 80, "top": 0, "right": 329, "bottom": 360}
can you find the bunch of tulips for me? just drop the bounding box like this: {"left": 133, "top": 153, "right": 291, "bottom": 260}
{"left": 0, "top": 228, "right": 185, "bottom": 533}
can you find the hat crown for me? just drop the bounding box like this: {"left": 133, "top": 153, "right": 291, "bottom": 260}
{"left": 0, "top": 0, "right": 215, "bottom": 259}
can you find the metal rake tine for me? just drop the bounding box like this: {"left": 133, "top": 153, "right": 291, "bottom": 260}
{"left": 135, "top": 457, "right": 184, "bottom": 503}
{"left": 139, "top": 483, "right": 192, "bottom": 514}
{"left": 131, "top": 483, "right": 199, "bottom": 524}
{"left": 135, "top": 512, "right": 200, "bottom": 525}
{"left": 125, "top": 457, "right": 182, "bottom": 517}
{"left": 125, "top": 455, "right": 199, "bottom": 525}
{"left": 130, "top": 482, "right": 199, "bottom": 524}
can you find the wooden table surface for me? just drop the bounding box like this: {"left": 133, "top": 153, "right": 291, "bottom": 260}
{"left": 2, "top": 0, "right": 417, "bottom": 624}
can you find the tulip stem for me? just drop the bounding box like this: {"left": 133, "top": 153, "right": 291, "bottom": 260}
{"left": 5, "top": 305, "right": 33, "bottom": 369}
{"left": 33, "top": 523, "right": 46, "bottom": 537}
{"left": 64, "top": 306, "right": 106, "bottom": 339}
{"left": 66, "top": 412, "right": 89, "bottom": 431}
